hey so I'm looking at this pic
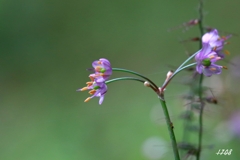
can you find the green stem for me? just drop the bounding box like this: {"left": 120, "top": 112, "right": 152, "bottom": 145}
{"left": 198, "top": 0, "right": 204, "bottom": 48}
{"left": 176, "top": 50, "right": 200, "bottom": 73}
{"left": 197, "top": 0, "right": 204, "bottom": 159}
{"left": 159, "top": 98, "right": 180, "bottom": 160}
{"left": 106, "top": 77, "right": 145, "bottom": 84}
{"left": 106, "top": 77, "right": 156, "bottom": 92}
{"left": 161, "top": 63, "right": 197, "bottom": 90}
{"left": 112, "top": 68, "right": 159, "bottom": 91}
{"left": 197, "top": 74, "right": 204, "bottom": 160}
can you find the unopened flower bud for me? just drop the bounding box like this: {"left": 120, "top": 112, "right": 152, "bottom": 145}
{"left": 144, "top": 81, "right": 151, "bottom": 87}
{"left": 191, "top": 37, "right": 200, "bottom": 41}
{"left": 222, "top": 66, "right": 228, "bottom": 69}
{"left": 187, "top": 19, "right": 199, "bottom": 26}
{"left": 165, "top": 70, "right": 173, "bottom": 82}
{"left": 205, "top": 97, "right": 217, "bottom": 104}
{"left": 224, "top": 50, "right": 230, "bottom": 55}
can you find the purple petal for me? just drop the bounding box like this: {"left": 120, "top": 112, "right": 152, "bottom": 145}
{"left": 203, "top": 43, "right": 214, "bottom": 57}
{"left": 216, "top": 51, "right": 225, "bottom": 58}
{"left": 203, "top": 64, "right": 222, "bottom": 77}
{"left": 208, "top": 52, "right": 219, "bottom": 63}
{"left": 99, "top": 95, "right": 105, "bottom": 105}
{"left": 92, "top": 60, "right": 100, "bottom": 68}
{"left": 95, "top": 77, "right": 106, "bottom": 83}
{"left": 196, "top": 64, "right": 203, "bottom": 74}
{"left": 202, "top": 29, "right": 219, "bottom": 44}
{"left": 99, "top": 58, "right": 111, "bottom": 66}
{"left": 197, "top": 43, "right": 212, "bottom": 58}
{"left": 195, "top": 51, "right": 201, "bottom": 61}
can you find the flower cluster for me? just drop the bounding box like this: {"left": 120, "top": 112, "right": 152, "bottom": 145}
{"left": 195, "top": 29, "right": 230, "bottom": 77}
{"left": 77, "top": 58, "right": 112, "bottom": 104}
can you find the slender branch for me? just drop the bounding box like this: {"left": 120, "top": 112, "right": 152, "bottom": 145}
{"left": 198, "top": 0, "right": 204, "bottom": 47}
{"left": 196, "top": 87, "right": 204, "bottom": 160}
{"left": 112, "top": 68, "right": 159, "bottom": 92}
{"left": 106, "top": 77, "right": 145, "bottom": 84}
{"left": 161, "top": 63, "right": 197, "bottom": 91}
{"left": 176, "top": 50, "right": 200, "bottom": 73}
{"left": 197, "top": 74, "right": 204, "bottom": 160}
{"left": 196, "top": 0, "right": 205, "bottom": 159}
{"left": 106, "top": 77, "right": 156, "bottom": 92}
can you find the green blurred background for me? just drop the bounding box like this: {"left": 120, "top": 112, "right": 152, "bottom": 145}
{"left": 1, "top": 0, "right": 240, "bottom": 159}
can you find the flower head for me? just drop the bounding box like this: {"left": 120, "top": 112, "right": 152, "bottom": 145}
{"left": 77, "top": 78, "right": 108, "bottom": 105}
{"left": 89, "top": 58, "right": 112, "bottom": 83}
{"left": 202, "top": 29, "right": 231, "bottom": 58}
{"left": 78, "top": 58, "right": 112, "bottom": 105}
{"left": 195, "top": 43, "right": 225, "bottom": 77}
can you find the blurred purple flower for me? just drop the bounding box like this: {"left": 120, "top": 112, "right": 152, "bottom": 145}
{"left": 202, "top": 29, "right": 231, "bottom": 58}
{"left": 89, "top": 58, "right": 112, "bottom": 83}
{"left": 195, "top": 43, "right": 224, "bottom": 77}
{"left": 229, "top": 111, "right": 240, "bottom": 138}
{"left": 77, "top": 79, "right": 108, "bottom": 105}
{"left": 230, "top": 56, "right": 240, "bottom": 78}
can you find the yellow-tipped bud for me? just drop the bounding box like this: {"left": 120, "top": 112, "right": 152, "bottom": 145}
{"left": 222, "top": 66, "right": 228, "bottom": 69}
{"left": 221, "top": 36, "right": 227, "bottom": 40}
{"left": 144, "top": 81, "right": 151, "bottom": 87}
{"left": 89, "top": 76, "right": 94, "bottom": 81}
{"left": 210, "top": 67, "right": 216, "bottom": 71}
{"left": 89, "top": 89, "right": 96, "bottom": 95}
{"left": 95, "top": 66, "right": 102, "bottom": 71}
{"left": 80, "top": 87, "right": 89, "bottom": 91}
{"left": 224, "top": 50, "right": 230, "bottom": 55}
{"left": 86, "top": 81, "right": 93, "bottom": 86}
{"left": 225, "top": 42, "right": 230, "bottom": 45}
{"left": 209, "top": 55, "right": 215, "bottom": 59}
{"left": 84, "top": 97, "right": 91, "bottom": 103}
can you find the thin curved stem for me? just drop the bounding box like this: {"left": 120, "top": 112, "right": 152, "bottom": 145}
{"left": 106, "top": 77, "right": 145, "bottom": 84}
{"left": 106, "top": 77, "right": 156, "bottom": 92}
{"left": 196, "top": 0, "right": 205, "bottom": 159}
{"left": 197, "top": 74, "right": 204, "bottom": 160}
{"left": 112, "top": 68, "right": 159, "bottom": 92}
{"left": 161, "top": 63, "right": 197, "bottom": 91}
{"left": 175, "top": 50, "right": 200, "bottom": 73}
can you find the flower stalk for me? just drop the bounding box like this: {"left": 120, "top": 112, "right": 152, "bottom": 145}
{"left": 161, "top": 62, "right": 197, "bottom": 92}
{"left": 112, "top": 68, "right": 159, "bottom": 92}
{"left": 197, "top": 0, "right": 205, "bottom": 159}
{"left": 158, "top": 97, "right": 181, "bottom": 160}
